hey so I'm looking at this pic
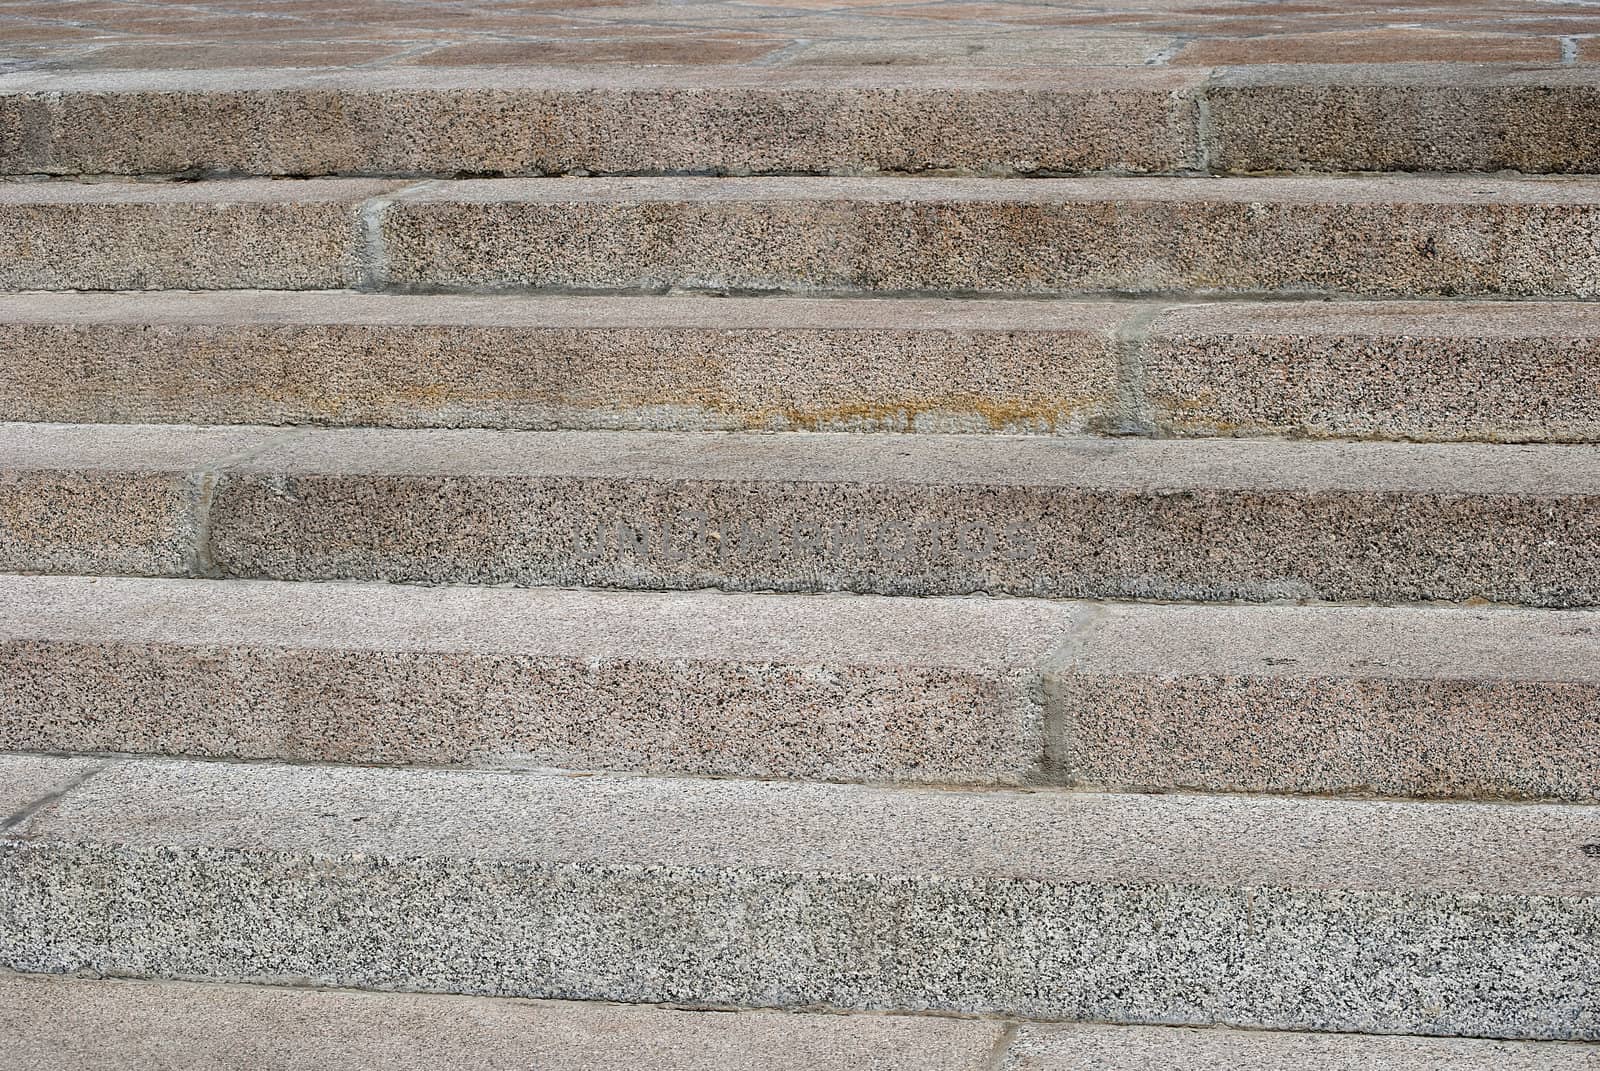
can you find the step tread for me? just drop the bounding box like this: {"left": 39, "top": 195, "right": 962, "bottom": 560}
{"left": 0, "top": 974, "right": 1001, "bottom": 1071}
{"left": 4, "top": 974, "right": 1596, "bottom": 1071}
{"left": 6, "top": 174, "right": 1596, "bottom": 204}
{"left": 1009, "top": 1021, "right": 1600, "bottom": 1070}
{"left": 5, "top": 753, "right": 1595, "bottom": 896}
{"left": 11, "top": 289, "right": 1600, "bottom": 333}
{"left": 4, "top": 422, "right": 1586, "bottom": 493}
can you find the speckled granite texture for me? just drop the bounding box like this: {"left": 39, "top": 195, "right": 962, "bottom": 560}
{"left": 2, "top": 757, "right": 1597, "bottom": 1039}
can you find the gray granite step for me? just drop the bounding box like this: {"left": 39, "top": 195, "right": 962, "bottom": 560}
{"left": 5, "top": 176, "right": 1599, "bottom": 297}
{"left": 3, "top": 64, "right": 1597, "bottom": 178}
{"left": 3, "top": 575, "right": 1598, "bottom": 800}
{"left": 5, "top": 973, "right": 1598, "bottom": 1070}
{"left": 2, "top": 754, "right": 1597, "bottom": 1039}
{"left": 3, "top": 423, "right": 1597, "bottom": 606}
{"left": 5, "top": 292, "right": 1600, "bottom": 443}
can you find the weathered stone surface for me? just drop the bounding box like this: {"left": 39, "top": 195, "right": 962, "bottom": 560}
{"left": 6, "top": 176, "right": 1599, "bottom": 296}
{"left": 1207, "top": 64, "right": 1600, "bottom": 174}
{"left": 1046, "top": 602, "right": 1600, "bottom": 800}
{"left": 196, "top": 426, "right": 1600, "bottom": 607}
{"left": 0, "top": 0, "right": 1589, "bottom": 78}
{"left": 10, "top": 292, "right": 1600, "bottom": 442}
{"left": 6, "top": 66, "right": 1600, "bottom": 177}
{"left": 3, "top": 756, "right": 1597, "bottom": 1039}
{"left": 0, "top": 423, "right": 283, "bottom": 577}
{"left": 0, "top": 574, "right": 1068, "bottom": 784}
{"left": 0, "top": 291, "right": 1123, "bottom": 433}
{"left": 4, "top": 422, "right": 1595, "bottom": 605}
{"left": 378, "top": 176, "right": 1600, "bottom": 298}
{"left": 0, "top": 179, "right": 391, "bottom": 290}
{"left": 1142, "top": 301, "right": 1600, "bottom": 442}
{"left": 0, "top": 757, "right": 99, "bottom": 823}
{"left": 0, "top": 974, "right": 1000, "bottom": 1071}
{"left": 0, "top": 66, "right": 1203, "bottom": 177}
{"left": 1005, "top": 1022, "right": 1600, "bottom": 1070}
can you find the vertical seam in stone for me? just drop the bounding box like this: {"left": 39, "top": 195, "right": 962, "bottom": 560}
{"left": 1032, "top": 602, "right": 1109, "bottom": 787}
{"left": 1, "top": 763, "right": 104, "bottom": 833}
{"left": 983, "top": 1020, "right": 1023, "bottom": 1071}
{"left": 750, "top": 38, "right": 813, "bottom": 67}
{"left": 1170, "top": 68, "right": 1206, "bottom": 175}
{"left": 184, "top": 429, "right": 314, "bottom": 578}
{"left": 1194, "top": 67, "right": 1221, "bottom": 174}
{"left": 358, "top": 178, "right": 440, "bottom": 292}
{"left": 1109, "top": 302, "right": 1168, "bottom": 436}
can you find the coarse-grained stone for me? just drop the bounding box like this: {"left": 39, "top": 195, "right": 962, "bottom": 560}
{"left": 0, "top": 756, "right": 99, "bottom": 824}
{"left": 0, "top": 974, "right": 1001, "bottom": 1071}
{"left": 1141, "top": 300, "right": 1600, "bottom": 442}
{"left": 1207, "top": 64, "right": 1600, "bottom": 174}
{"left": 7, "top": 65, "right": 1600, "bottom": 177}
{"left": 0, "top": 574, "right": 1070, "bottom": 784}
{"left": 1045, "top": 602, "right": 1600, "bottom": 800}
{"left": 378, "top": 176, "right": 1600, "bottom": 298}
{"left": 0, "top": 291, "right": 1124, "bottom": 433}
{"left": 1003, "top": 1021, "right": 1600, "bottom": 1070}
{"left": 0, "top": 178, "right": 394, "bottom": 290}
{"left": 0, "top": 423, "right": 285, "bottom": 577}
{"left": 0, "top": 66, "right": 1204, "bottom": 177}
{"left": 2, "top": 755, "right": 1597, "bottom": 1039}
{"left": 188, "top": 425, "right": 1600, "bottom": 607}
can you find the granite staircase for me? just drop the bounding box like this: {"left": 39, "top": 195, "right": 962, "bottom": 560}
{"left": 2, "top": 60, "right": 1599, "bottom": 1068}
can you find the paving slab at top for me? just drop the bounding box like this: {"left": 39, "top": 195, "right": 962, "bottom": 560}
{"left": 0, "top": 0, "right": 1595, "bottom": 71}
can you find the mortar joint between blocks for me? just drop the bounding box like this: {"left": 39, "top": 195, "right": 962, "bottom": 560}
{"left": 182, "top": 429, "right": 313, "bottom": 579}
{"left": 1, "top": 763, "right": 104, "bottom": 833}
{"left": 357, "top": 178, "right": 441, "bottom": 293}
{"left": 984, "top": 1020, "right": 1023, "bottom": 1071}
{"left": 1107, "top": 302, "right": 1168, "bottom": 437}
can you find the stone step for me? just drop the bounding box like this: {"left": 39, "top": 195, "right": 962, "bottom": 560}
{"left": 3, "top": 754, "right": 1596, "bottom": 1039}
{"left": 3, "top": 575, "right": 1598, "bottom": 800}
{"left": 5, "top": 176, "right": 1600, "bottom": 298}
{"left": 0, "top": 292, "right": 1128, "bottom": 435}
{"left": 0, "top": 974, "right": 999, "bottom": 1071}
{"left": 6, "top": 292, "right": 1600, "bottom": 442}
{"left": 3, "top": 65, "right": 1598, "bottom": 178}
{"left": 5, "top": 976, "right": 1596, "bottom": 1071}
{"left": 3, "top": 423, "right": 1596, "bottom": 607}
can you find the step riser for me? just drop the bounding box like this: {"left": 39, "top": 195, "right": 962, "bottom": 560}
{"left": 0, "top": 306, "right": 1125, "bottom": 436}
{"left": 8, "top": 296, "right": 1600, "bottom": 442}
{"left": 6, "top": 68, "right": 1600, "bottom": 177}
{"left": 4, "top": 578, "right": 1597, "bottom": 800}
{"left": 6, "top": 429, "right": 1597, "bottom": 608}
{"left": 9, "top": 467, "right": 1596, "bottom": 606}
{"left": 0, "top": 81, "right": 1199, "bottom": 178}
{"left": 376, "top": 196, "right": 1600, "bottom": 299}
{"left": 1207, "top": 72, "right": 1600, "bottom": 175}
{"left": 6, "top": 179, "right": 1600, "bottom": 298}
{"left": 203, "top": 477, "right": 1600, "bottom": 607}
{"left": 0, "top": 197, "right": 371, "bottom": 291}
{"left": 9, "top": 842, "right": 1589, "bottom": 1040}
{"left": 5, "top": 757, "right": 1596, "bottom": 1041}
